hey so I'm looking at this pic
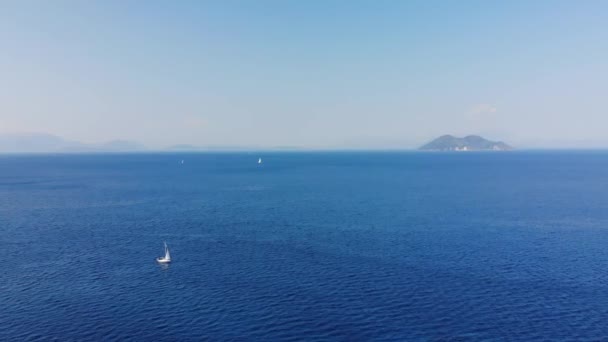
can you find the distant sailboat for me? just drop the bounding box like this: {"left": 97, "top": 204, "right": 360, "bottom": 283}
{"left": 156, "top": 242, "right": 171, "bottom": 263}
{"left": 258, "top": 158, "right": 262, "bottom": 164}
{"left": 180, "top": 159, "right": 184, "bottom": 164}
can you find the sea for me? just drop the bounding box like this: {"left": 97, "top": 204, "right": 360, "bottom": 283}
{"left": 2, "top": 151, "right": 608, "bottom": 341}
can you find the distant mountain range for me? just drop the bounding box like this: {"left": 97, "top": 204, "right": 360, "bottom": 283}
{"left": 0, "top": 133, "right": 304, "bottom": 153}
{"left": 167, "top": 144, "right": 260, "bottom": 151}
{"left": 0, "top": 133, "right": 145, "bottom": 153}
{"left": 419, "top": 135, "right": 512, "bottom": 151}
{"left": 0, "top": 133, "right": 514, "bottom": 153}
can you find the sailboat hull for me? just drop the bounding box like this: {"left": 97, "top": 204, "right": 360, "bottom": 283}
{"left": 156, "top": 257, "right": 171, "bottom": 263}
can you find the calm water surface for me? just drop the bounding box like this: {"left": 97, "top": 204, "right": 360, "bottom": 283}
{"left": 2, "top": 152, "right": 608, "bottom": 340}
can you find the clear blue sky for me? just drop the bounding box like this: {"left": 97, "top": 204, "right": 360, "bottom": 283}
{"left": 0, "top": 1, "right": 606, "bottom": 148}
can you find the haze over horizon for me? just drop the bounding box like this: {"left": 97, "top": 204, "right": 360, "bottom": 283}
{"left": 1, "top": 1, "right": 607, "bottom": 150}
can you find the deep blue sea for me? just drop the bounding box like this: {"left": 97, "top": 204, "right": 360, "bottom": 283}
{"left": 2, "top": 152, "right": 608, "bottom": 341}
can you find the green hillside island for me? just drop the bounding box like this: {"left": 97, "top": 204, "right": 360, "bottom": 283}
{"left": 419, "top": 135, "right": 512, "bottom": 151}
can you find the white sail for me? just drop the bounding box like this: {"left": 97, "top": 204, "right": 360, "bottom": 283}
{"left": 258, "top": 158, "right": 262, "bottom": 164}
{"left": 157, "top": 242, "right": 171, "bottom": 263}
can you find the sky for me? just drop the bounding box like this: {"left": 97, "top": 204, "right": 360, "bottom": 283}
{"left": 0, "top": 0, "right": 607, "bottom": 149}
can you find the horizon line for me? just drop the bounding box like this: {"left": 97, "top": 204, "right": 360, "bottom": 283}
{"left": 5, "top": 147, "right": 608, "bottom": 156}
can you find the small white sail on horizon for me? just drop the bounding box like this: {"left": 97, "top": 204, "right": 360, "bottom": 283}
{"left": 258, "top": 158, "right": 262, "bottom": 164}
{"left": 156, "top": 242, "right": 171, "bottom": 263}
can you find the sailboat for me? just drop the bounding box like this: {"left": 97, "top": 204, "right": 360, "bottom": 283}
{"left": 258, "top": 158, "right": 262, "bottom": 164}
{"left": 156, "top": 242, "right": 171, "bottom": 263}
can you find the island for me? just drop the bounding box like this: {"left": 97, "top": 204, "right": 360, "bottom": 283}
{"left": 419, "top": 135, "right": 512, "bottom": 151}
